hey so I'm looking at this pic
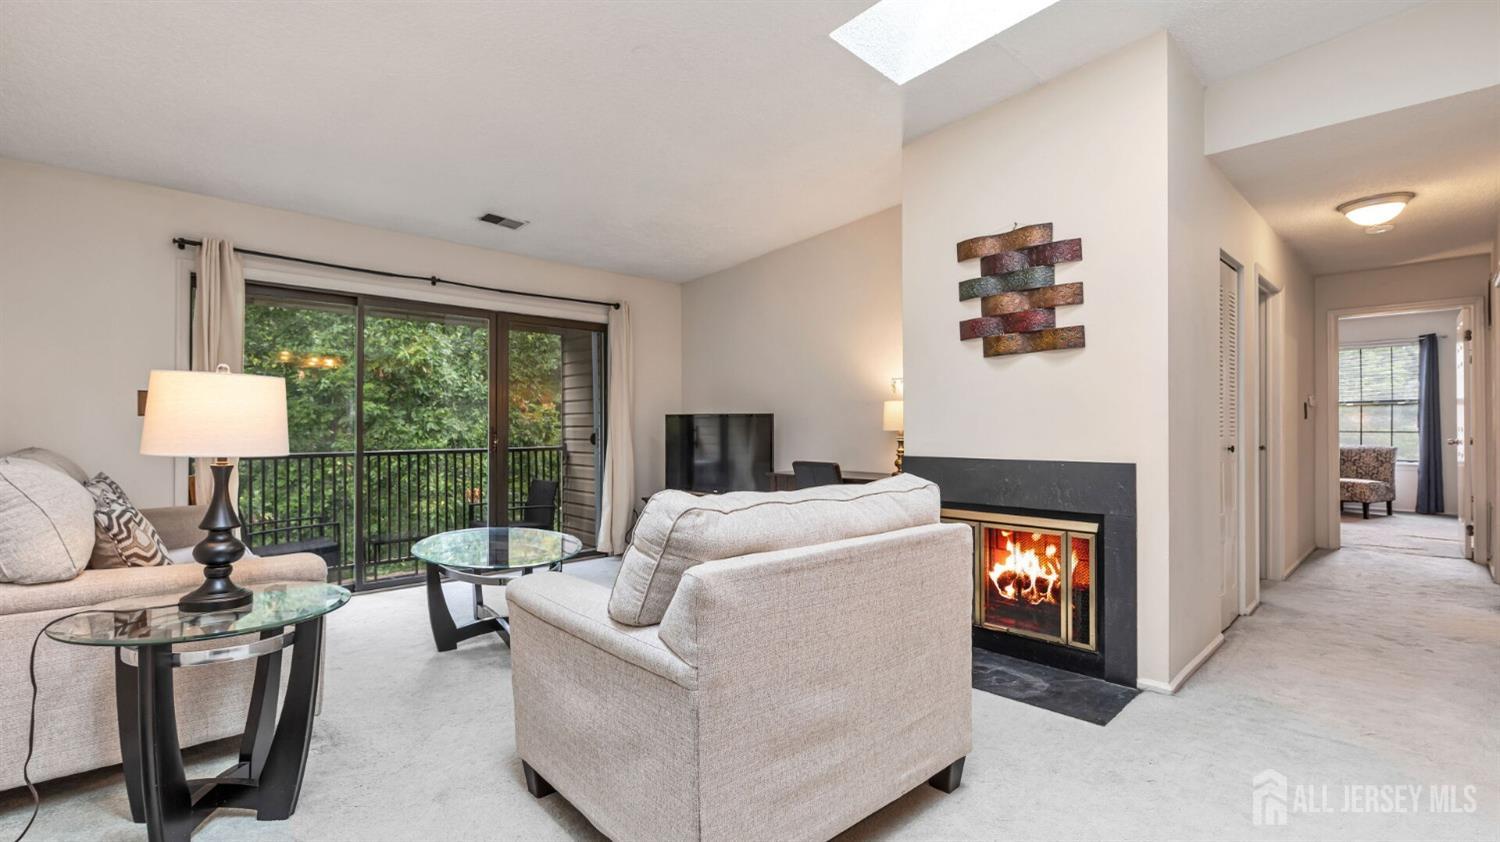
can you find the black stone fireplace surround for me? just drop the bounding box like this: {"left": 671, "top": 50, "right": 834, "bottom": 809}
{"left": 904, "top": 456, "right": 1137, "bottom": 687}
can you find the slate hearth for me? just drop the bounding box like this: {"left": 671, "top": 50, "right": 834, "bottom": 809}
{"left": 972, "top": 648, "right": 1139, "bottom": 726}
{"left": 905, "top": 455, "right": 1138, "bottom": 687}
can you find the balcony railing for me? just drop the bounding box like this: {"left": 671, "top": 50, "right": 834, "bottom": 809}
{"left": 238, "top": 445, "right": 568, "bottom": 587}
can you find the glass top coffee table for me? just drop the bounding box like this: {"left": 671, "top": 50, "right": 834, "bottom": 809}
{"left": 45, "top": 582, "right": 349, "bottom": 841}
{"left": 412, "top": 527, "right": 582, "bottom": 651}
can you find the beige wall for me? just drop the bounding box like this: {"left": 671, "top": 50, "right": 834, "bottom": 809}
{"left": 1313, "top": 254, "right": 1494, "bottom": 550}
{"left": 0, "top": 158, "right": 683, "bottom": 507}
{"left": 681, "top": 207, "right": 902, "bottom": 474}
{"left": 1166, "top": 40, "right": 1316, "bottom": 681}
{"left": 902, "top": 34, "right": 1174, "bottom": 686}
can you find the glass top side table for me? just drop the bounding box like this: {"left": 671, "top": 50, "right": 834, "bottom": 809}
{"left": 412, "top": 527, "right": 582, "bottom": 651}
{"left": 45, "top": 582, "right": 349, "bottom": 842}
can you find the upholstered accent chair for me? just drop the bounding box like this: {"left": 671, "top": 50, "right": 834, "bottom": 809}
{"left": 506, "top": 474, "right": 973, "bottom": 842}
{"left": 1340, "top": 445, "right": 1397, "bottom": 518}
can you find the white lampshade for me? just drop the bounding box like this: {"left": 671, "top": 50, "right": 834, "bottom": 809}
{"left": 140, "top": 369, "right": 289, "bottom": 457}
{"left": 882, "top": 399, "right": 904, "bottom": 432}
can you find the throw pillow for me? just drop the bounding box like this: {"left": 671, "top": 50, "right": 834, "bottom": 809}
{"left": 84, "top": 473, "right": 170, "bottom": 569}
{"left": 0, "top": 457, "right": 95, "bottom": 583}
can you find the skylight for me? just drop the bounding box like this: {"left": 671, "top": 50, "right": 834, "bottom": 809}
{"left": 830, "top": 0, "right": 1060, "bottom": 85}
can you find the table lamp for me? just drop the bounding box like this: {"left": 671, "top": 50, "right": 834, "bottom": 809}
{"left": 883, "top": 397, "right": 904, "bottom": 474}
{"left": 140, "top": 365, "right": 289, "bottom": 612}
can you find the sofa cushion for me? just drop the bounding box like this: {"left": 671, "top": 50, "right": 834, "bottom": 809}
{"left": 0, "top": 457, "right": 95, "bottom": 584}
{"left": 607, "top": 473, "right": 939, "bottom": 626}
{"left": 3, "top": 447, "right": 90, "bottom": 485}
{"left": 84, "top": 474, "right": 169, "bottom": 569}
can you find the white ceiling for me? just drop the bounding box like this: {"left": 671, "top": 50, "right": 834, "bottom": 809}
{"left": 0, "top": 0, "right": 1424, "bottom": 282}
{"left": 1211, "top": 86, "right": 1500, "bottom": 276}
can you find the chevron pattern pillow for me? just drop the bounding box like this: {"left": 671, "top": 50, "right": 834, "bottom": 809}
{"left": 84, "top": 473, "right": 169, "bottom": 569}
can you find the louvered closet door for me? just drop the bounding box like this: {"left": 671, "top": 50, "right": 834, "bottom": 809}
{"left": 1218, "top": 260, "right": 1240, "bottom": 629}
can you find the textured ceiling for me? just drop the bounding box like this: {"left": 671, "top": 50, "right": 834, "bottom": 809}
{"left": 1210, "top": 86, "right": 1500, "bottom": 276}
{"left": 0, "top": 0, "right": 1423, "bottom": 281}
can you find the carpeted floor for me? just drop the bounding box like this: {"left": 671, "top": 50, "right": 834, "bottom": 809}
{"left": 3, "top": 543, "right": 1497, "bottom": 841}
{"left": 1340, "top": 510, "right": 1466, "bottom": 559}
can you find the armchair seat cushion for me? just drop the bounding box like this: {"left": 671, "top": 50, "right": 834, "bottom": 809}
{"left": 1341, "top": 478, "right": 1394, "bottom": 504}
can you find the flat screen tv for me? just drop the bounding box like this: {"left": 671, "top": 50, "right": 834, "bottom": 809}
{"left": 665, "top": 414, "right": 774, "bottom": 493}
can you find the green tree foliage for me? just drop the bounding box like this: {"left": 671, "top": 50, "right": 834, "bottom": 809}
{"left": 240, "top": 298, "right": 571, "bottom": 582}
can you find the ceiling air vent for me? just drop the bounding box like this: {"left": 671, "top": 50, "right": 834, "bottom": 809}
{"left": 478, "top": 213, "right": 528, "bottom": 230}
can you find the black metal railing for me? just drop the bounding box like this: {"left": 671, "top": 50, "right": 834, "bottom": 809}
{"left": 239, "top": 445, "right": 566, "bottom": 587}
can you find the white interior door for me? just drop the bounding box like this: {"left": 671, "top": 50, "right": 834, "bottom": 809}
{"left": 1219, "top": 260, "right": 1240, "bottom": 628}
{"left": 1455, "top": 309, "right": 1473, "bottom": 558}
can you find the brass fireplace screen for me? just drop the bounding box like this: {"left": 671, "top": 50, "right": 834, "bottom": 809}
{"left": 943, "top": 509, "right": 1098, "bottom": 652}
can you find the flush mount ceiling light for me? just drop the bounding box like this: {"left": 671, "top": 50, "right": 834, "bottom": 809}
{"left": 478, "top": 212, "right": 528, "bottom": 230}
{"left": 1336, "top": 192, "right": 1414, "bottom": 231}
{"left": 830, "top": 0, "right": 1061, "bottom": 85}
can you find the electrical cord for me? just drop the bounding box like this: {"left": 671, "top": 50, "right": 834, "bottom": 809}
{"left": 11, "top": 601, "right": 178, "bottom": 842}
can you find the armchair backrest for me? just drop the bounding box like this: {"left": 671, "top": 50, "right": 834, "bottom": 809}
{"left": 1340, "top": 446, "right": 1396, "bottom": 485}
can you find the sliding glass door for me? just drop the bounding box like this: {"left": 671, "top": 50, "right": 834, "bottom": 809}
{"left": 238, "top": 284, "right": 603, "bottom": 589}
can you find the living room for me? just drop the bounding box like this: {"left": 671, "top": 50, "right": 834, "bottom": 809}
{"left": 1, "top": 2, "right": 1497, "bottom": 841}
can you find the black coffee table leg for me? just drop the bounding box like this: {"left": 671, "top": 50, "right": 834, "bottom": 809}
{"left": 115, "top": 651, "right": 145, "bottom": 823}
{"left": 425, "top": 563, "right": 506, "bottom": 651}
{"left": 239, "top": 629, "right": 283, "bottom": 778}
{"left": 135, "top": 644, "right": 194, "bottom": 842}
{"left": 254, "top": 617, "right": 322, "bottom": 820}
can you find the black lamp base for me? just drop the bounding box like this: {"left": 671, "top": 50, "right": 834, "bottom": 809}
{"left": 180, "top": 460, "right": 254, "bottom": 614}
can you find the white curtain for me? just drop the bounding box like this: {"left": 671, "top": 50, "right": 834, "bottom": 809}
{"left": 597, "top": 303, "right": 635, "bottom": 554}
{"left": 190, "top": 239, "right": 246, "bottom": 505}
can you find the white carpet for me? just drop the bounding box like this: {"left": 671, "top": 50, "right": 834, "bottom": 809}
{"left": 3, "top": 545, "right": 1497, "bottom": 841}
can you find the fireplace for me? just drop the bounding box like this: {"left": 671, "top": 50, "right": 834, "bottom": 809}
{"left": 904, "top": 456, "right": 1137, "bottom": 686}
{"left": 945, "top": 511, "right": 1097, "bottom": 651}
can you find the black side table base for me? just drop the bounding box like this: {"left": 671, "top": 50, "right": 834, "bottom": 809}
{"left": 114, "top": 618, "right": 325, "bottom": 842}
{"left": 426, "top": 562, "right": 568, "bottom": 652}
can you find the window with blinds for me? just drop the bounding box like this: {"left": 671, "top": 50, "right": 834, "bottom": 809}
{"left": 1338, "top": 342, "right": 1420, "bottom": 461}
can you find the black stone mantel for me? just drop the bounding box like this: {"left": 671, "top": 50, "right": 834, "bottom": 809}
{"left": 905, "top": 455, "right": 1137, "bottom": 687}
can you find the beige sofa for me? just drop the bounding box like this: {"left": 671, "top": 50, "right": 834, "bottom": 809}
{"left": 506, "top": 476, "right": 973, "bottom": 842}
{"left": 0, "top": 505, "right": 327, "bottom": 791}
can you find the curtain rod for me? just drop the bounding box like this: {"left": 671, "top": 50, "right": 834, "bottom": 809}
{"left": 172, "top": 237, "right": 621, "bottom": 310}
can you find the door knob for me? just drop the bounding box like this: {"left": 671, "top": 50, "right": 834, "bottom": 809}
{"left": 1447, "top": 438, "right": 1462, "bottom": 445}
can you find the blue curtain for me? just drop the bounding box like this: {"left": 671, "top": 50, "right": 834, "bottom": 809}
{"left": 1415, "top": 333, "right": 1444, "bottom": 514}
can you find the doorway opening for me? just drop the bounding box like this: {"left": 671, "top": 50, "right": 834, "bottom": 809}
{"left": 1331, "top": 304, "right": 1481, "bottom": 561}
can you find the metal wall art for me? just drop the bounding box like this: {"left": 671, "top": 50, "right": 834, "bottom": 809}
{"left": 955, "top": 223, "right": 1085, "bottom": 356}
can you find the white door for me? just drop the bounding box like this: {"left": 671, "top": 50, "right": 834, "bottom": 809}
{"left": 1455, "top": 309, "right": 1474, "bottom": 558}
{"left": 1219, "top": 260, "right": 1240, "bottom": 628}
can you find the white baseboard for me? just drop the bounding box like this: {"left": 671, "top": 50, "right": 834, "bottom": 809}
{"left": 1243, "top": 598, "right": 1261, "bottom": 615}
{"left": 1283, "top": 545, "right": 1316, "bottom": 578}
{"left": 1136, "top": 633, "right": 1225, "bottom": 695}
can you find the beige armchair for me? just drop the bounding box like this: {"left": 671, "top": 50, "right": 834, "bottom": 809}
{"left": 506, "top": 512, "right": 973, "bottom": 842}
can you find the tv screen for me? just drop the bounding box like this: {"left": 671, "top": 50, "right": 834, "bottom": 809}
{"left": 665, "top": 414, "right": 774, "bottom": 493}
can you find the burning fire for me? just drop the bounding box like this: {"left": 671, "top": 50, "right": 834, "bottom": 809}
{"left": 988, "top": 531, "right": 1061, "bottom": 606}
